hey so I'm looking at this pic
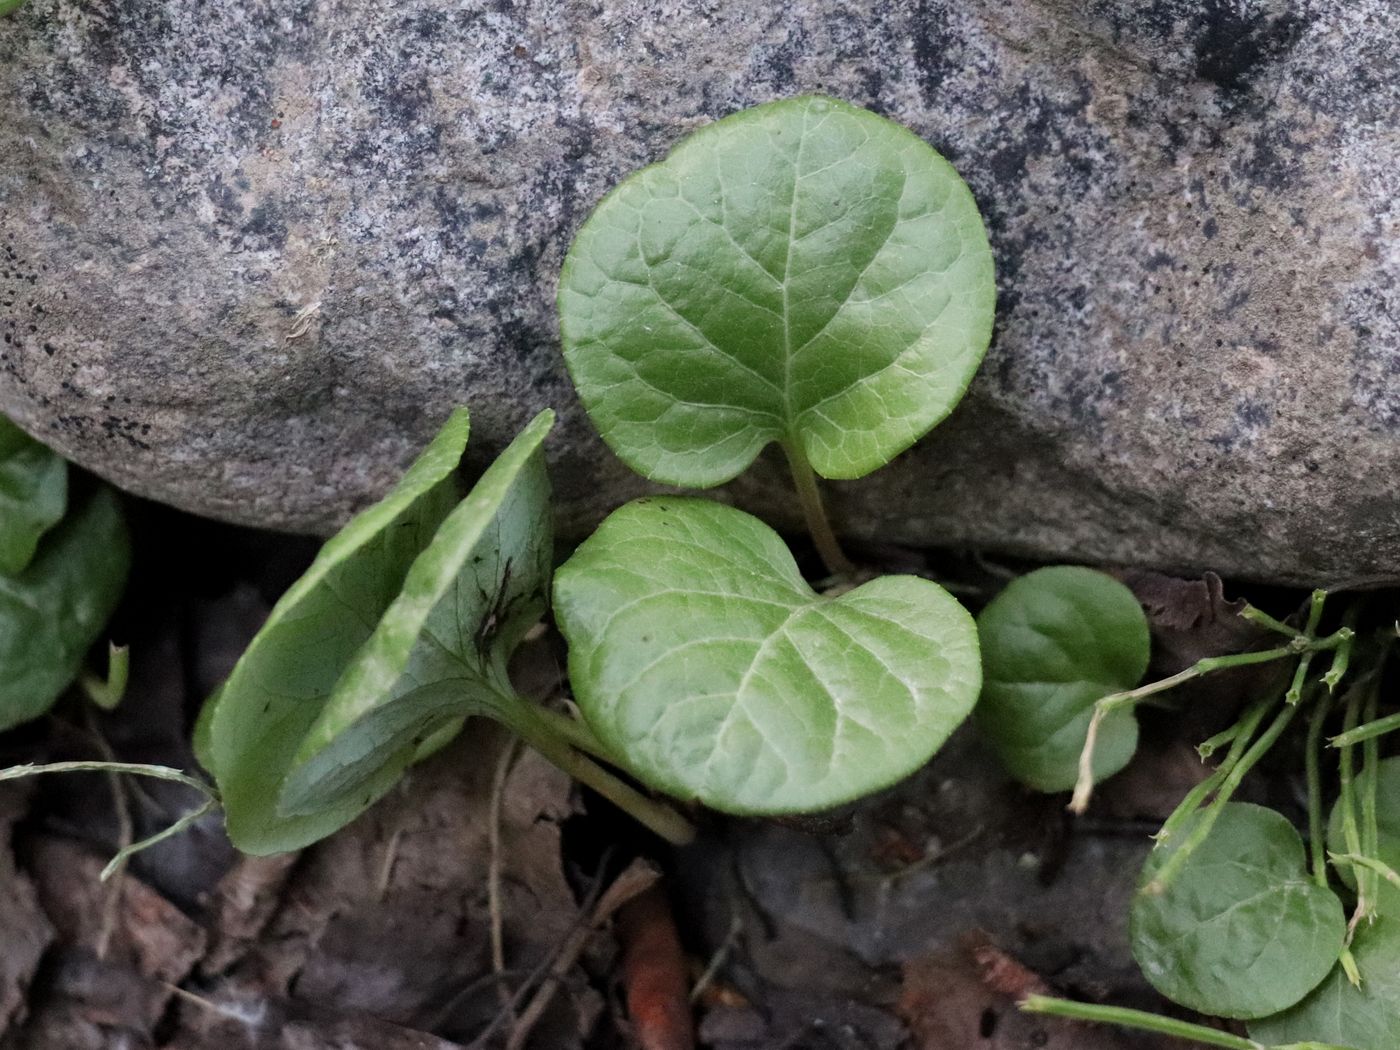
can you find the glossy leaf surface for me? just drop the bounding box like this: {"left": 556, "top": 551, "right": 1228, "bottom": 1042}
{"left": 0, "top": 416, "right": 67, "bottom": 576}
{"left": 975, "top": 566, "right": 1148, "bottom": 792}
{"left": 203, "top": 409, "right": 471, "bottom": 854}
{"left": 1131, "top": 803, "right": 1345, "bottom": 1020}
{"left": 558, "top": 94, "right": 995, "bottom": 487}
{"left": 278, "top": 410, "right": 553, "bottom": 819}
{"left": 553, "top": 496, "right": 980, "bottom": 814}
{"left": 0, "top": 487, "right": 129, "bottom": 731}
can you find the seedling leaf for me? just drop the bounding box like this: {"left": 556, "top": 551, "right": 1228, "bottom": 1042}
{"left": 1131, "top": 802, "right": 1346, "bottom": 1020}
{"left": 278, "top": 409, "right": 554, "bottom": 819}
{"left": 0, "top": 487, "right": 130, "bottom": 731}
{"left": 558, "top": 94, "right": 995, "bottom": 487}
{"left": 0, "top": 416, "right": 68, "bottom": 576}
{"left": 975, "top": 566, "right": 1148, "bottom": 792}
{"left": 202, "top": 408, "right": 471, "bottom": 854}
{"left": 553, "top": 496, "right": 980, "bottom": 814}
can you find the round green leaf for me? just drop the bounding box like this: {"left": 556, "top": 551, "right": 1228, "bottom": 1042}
{"left": 0, "top": 486, "right": 129, "bottom": 731}
{"left": 0, "top": 416, "right": 68, "bottom": 576}
{"left": 203, "top": 408, "right": 471, "bottom": 854}
{"left": 1131, "top": 802, "right": 1346, "bottom": 1020}
{"left": 1250, "top": 916, "right": 1400, "bottom": 1050}
{"left": 553, "top": 496, "right": 980, "bottom": 814}
{"left": 974, "top": 566, "right": 1148, "bottom": 792}
{"left": 558, "top": 94, "right": 995, "bottom": 488}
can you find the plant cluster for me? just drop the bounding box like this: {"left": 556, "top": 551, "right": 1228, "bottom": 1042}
{"left": 195, "top": 94, "right": 996, "bottom": 852}
{"left": 988, "top": 570, "right": 1400, "bottom": 1050}
{"left": 3, "top": 92, "right": 1395, "bottom": 1050}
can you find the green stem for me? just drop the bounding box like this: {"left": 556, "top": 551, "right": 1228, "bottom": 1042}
{"left": 1306, "top": 688, "right": 1336, "bottom": 888}
{"left": 781, "top": 440, "right": 854, "bottom": 578}
{"left": 1360, "top": 680, "right": 1381, "bottom": 917}
{"left": 502, "top": 705, "right": 696, "bottom": 846}
{"left": 80, "top": 642, "right": 130, "bottom": 711}
{"left": 1332, "top": 852, "right": 1400, "bottom": 893}
{"left": 1331, "top": 711, "right": 1400, "bottom": 749}
{"left": 1239, "top": 603, "right": 1303, "bottom": 639}
{"left": 1285, "top": 592, "right": 1328, "bottom": 705}
{"left": 1146, "top": 698, "right": 1298, "bottom": 895}
{"left": 1158, "top": 695, "right": 1273, "bottom": 846}
{"left": 1337, "top": 685, "right": 1371, "bottom": 924}
{"left": 528, "top": 704, "right": 620, "bottom": 765}
{"left": 1070, "top": 646, "right": 1296, "bottom": 814}
{"left": 1323, "top": 612, "right": 1356, "bottom": 692}
{"left": 1019, "top": 996, "right": 1262, "bottom": 1050}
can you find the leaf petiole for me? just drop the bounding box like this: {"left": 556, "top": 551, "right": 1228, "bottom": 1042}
{"left": 500, "top": 702, "right": 696, "bottom": 846}
{"left": 1157, "top": 694, "right": 1274, "bottom": 847}
{"left": 781, "top": 439, "right": 854, "bottom": 578}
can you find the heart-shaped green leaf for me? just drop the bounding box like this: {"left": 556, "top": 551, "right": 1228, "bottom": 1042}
{"left": 1131, "top": 802, "right": 1346, "bottom": 1020}
{"left": 277, "top": 409, "right": 553, "bottom": 820}
{"left": 558, "top": 94, "right": 995, "bottom": 488}
{"left": 0, "top": 486, "right": 129, "bottom": 731}
{"left": 974, "top": 566, "right": 1148, "bottom": 792}
{"left": 0, "top": 416, "right": 68, "bottom": 576}
{"left": 1249, "top": 913, "right": 1400, "bottom": 1050}
{"left": 553, "top": 496, "right": 980, "bottom": 814}
{"left": 202, "top": 408, "right": 471, "bottom": 854}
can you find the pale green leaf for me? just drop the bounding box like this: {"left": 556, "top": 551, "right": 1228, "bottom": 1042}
{"left": 0, "top": 416, "right": 68, "bottom": 576}
{"left": 975, "top": 566, "right": 1148, "bottom": 792}
{"left": 278, "top": 409, "right": 554, "bottom": 819}
{"left": 1131, "top": 803, "right": 1346, "bottom": 1020}
{"left": 553, "top": 496, "right": 980, "bottom": 814}
{"left": 202, "top": 408, "right": 471, "bottom": 854}
{"left": 558, "top": 94, "right": 995, "bottom": 487}
{"left": 0, "top": 487, "right": 129, "bottom": 731}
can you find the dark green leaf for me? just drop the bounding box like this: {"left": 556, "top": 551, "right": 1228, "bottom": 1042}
{"left": 0, "top": 416, "right": 68, "bottom": 576}
{"left": 558, "top": 94, "right": 995, "bottom": 488}
{"left": 0, "top": 487, "right": 129, "bottom": 731}
{"left": 1249, "top": 915, "right": 1400, "bottom": 1050}
{"left": 553, "top": 496, "right": 980, "bottom": 814}
{"left": 1131, "top": 802, "right": 1346, "bottom": 1020}
{"left": 202, "top": 408, "right": 471, "bottom": 854}
{"left": 975, "top": 566, "right": 1148, "bottom": 791}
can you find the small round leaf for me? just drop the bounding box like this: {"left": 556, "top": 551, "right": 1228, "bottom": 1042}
{"left": 558, "top": 94, "right": 995, "bottom": 487}
{"left": 975, "top": 566, "right": 1149, "bottom": 792}
{"left": 553, "top": 497, "right": 980, "bottom": 814}
{"left": 0, "top": 416, "right": 68, "bottom": 576}
{"left": 1131, "top": 802, "right": 1346, "bottom": 1020}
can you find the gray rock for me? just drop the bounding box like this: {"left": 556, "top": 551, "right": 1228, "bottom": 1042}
{"left": 1, "top": 0, "right": 1397, "bottom": 585}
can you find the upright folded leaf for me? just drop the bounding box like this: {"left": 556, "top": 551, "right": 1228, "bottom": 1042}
{"left": 975, "top": 566, "right": 1149, "bottom": 792}
{"left": 0, "top": 487, "right": 129, "bottom": 730}
{"left": 553, "top": 497, "right": 980, "bottom": 814}
{"left": 278, "top": 409, "right": 554, "bottom": 823}
{"left": 202, "top": 409, "right": 470, "bottom": 854}
{"left": 558, "top": 94, "right": 995, "bottom": 487}
{"left": 0, "top": 416, "right": 68, "bottom": 576}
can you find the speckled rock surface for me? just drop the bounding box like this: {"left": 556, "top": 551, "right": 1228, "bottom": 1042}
{"left": 1, "top": 0, "right": 1397, "bottom": 585}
